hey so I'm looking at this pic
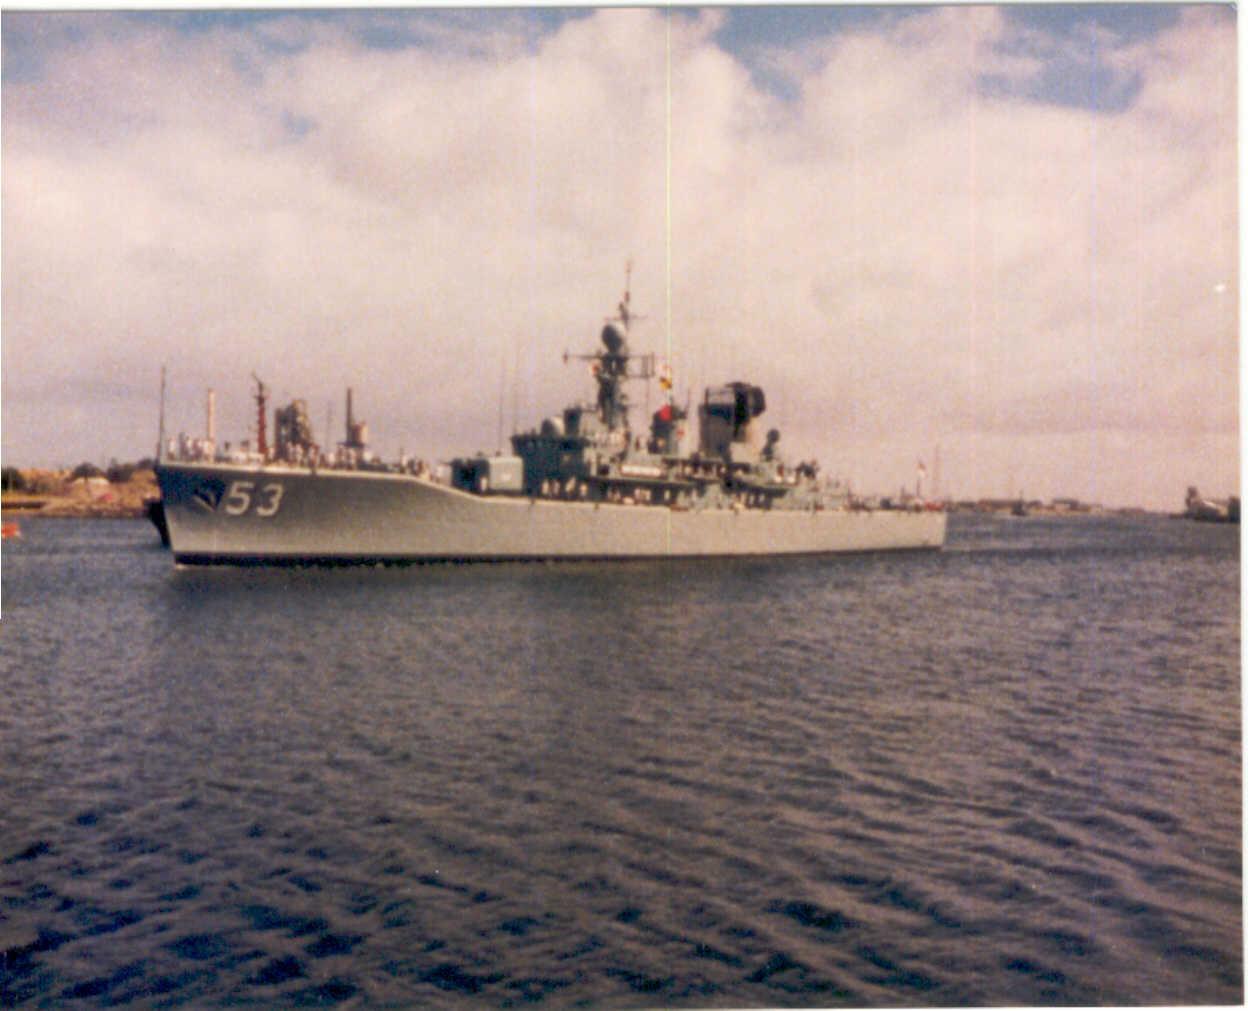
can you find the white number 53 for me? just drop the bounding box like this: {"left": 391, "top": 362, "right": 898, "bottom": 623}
{"left": 223, "top": 480, "right": 284, "bottom": 517}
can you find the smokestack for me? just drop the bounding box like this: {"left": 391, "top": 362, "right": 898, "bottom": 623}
{"left": 206, "top": 388, "right": 216, "bottom": 445}
{"left": 346, "top": 387, "right": 354, "bottom": 443}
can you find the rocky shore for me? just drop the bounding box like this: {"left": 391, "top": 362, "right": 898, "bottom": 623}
{"left": 1, "top": 468, "right": 158, "bottom": 519}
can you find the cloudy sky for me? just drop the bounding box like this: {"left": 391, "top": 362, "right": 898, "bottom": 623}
{"left": 2, "top": 5, "right": 1237, "bottom": 509}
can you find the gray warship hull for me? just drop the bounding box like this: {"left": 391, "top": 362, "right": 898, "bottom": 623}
{"left": 157, "top": 462, "right": 946, "bottom": 564}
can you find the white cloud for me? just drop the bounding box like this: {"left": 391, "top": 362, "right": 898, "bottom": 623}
{"left": 1, "top": 7, "right": 1236, "bottom": 508}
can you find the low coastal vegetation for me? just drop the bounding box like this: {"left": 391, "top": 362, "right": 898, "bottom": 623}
{"left": 1, "top": 461, "right": 157, "bottom": 517}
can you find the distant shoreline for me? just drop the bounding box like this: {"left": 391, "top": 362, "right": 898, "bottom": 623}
{"left": 1, "top": 507, "right": 149, "bottom": 519}
{"left": 1, "top": 468, "right": 156, "bottom": 520}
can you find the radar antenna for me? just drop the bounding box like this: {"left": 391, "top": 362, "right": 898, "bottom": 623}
{"left": 561, "top": 263, "right": 658, "bottom": 431}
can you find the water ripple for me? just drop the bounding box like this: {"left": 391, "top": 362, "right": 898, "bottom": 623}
{"left": 0, "top": 515, "right": 1240, "bottom": 1005}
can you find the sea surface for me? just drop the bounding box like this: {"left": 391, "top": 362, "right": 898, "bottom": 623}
{"left": 0, "top": 513, "right": 1240, "bottom": 1007}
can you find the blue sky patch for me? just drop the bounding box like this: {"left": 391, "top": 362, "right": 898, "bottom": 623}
{"left": 1, "top": 5, "right": 1217, "bottom": 113}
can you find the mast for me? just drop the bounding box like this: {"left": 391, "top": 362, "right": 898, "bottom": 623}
{"left": 496, "top": 355, "right": 506, "bottom": 452}
{"left": 157, "top": 365, "right": 167, "bottom": 463}
{"left": 563, "top": 264, "right": 655, "bottom": 433}
{"left": 342, "top": 387, "right": 368, "bottom": 452}
{"left": 252, "top": 373, "right": 268, "bottom": 459}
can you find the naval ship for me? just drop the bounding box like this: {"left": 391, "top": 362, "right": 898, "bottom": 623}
{"left": 155, "top": 285, "right": 945, "bottom": 564}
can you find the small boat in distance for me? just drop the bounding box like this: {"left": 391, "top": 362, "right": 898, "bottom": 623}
{"left": 1184, "top": 486, "right": 1239, "bottom": 524}
{"left": 154, "top": 280, "right": 945, "bottom": 565}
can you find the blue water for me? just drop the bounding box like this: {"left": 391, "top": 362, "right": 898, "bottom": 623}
{"left": 1, "top": 514, "right": 1240, "bottom": 1006}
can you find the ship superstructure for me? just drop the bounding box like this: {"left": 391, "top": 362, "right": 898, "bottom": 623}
{"left": 155, "top": 280, "right": 945, "bottom": 564}
{"left": 450, "top": 285, "right": 839, "bottom": 516}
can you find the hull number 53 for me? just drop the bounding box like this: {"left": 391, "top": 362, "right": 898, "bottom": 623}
{"left": 223, "top": 480, "right": 285, "bottom": 517}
